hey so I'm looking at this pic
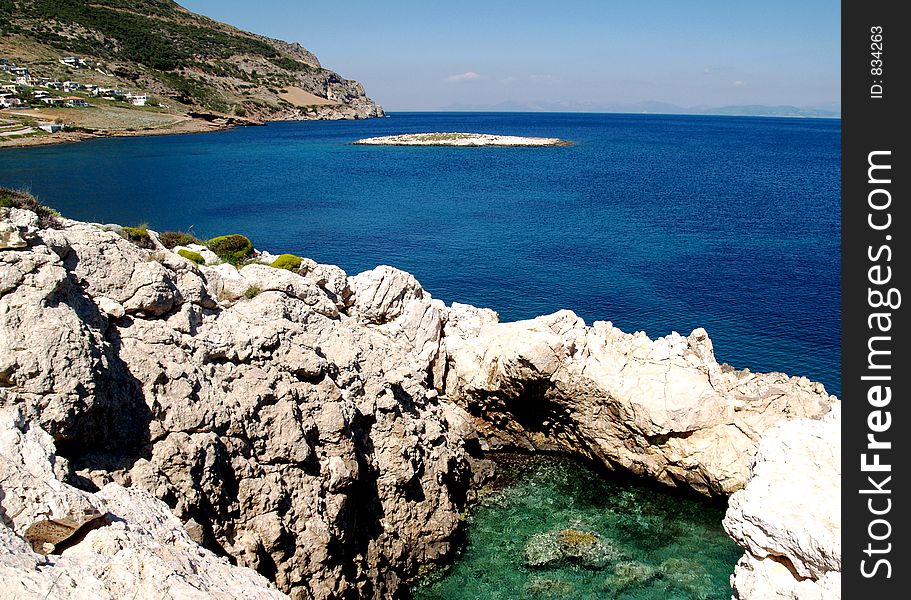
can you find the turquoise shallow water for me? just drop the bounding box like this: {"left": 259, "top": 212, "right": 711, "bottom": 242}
{"left": 412, "top": 454, "right": 741, "bottom": 600}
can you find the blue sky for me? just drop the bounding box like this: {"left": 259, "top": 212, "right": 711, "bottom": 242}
{"left": 179, "top": 0, "right": 840, "bottom": 111}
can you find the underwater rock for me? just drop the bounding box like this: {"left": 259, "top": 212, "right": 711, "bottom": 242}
{"left": 523, "top": 528, "right": 624, "bottom": 569}
{"left": 607, "top": 560, "right": 660, "bottom": 590}
{"left": 660, "top": 557, "right": 713, "bottom": 599}
{"left": 524, "top": 576, "right": 577, "bottom": 598}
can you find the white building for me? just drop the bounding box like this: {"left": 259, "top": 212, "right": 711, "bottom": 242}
{"left": 127, "top": 93, "right": 148, "bottom": 106}
{"left": 60, "top": 57, "right": 89, "bottom": 68}
{"left": 0, "top": 94, "right": 22, "bottom": 108}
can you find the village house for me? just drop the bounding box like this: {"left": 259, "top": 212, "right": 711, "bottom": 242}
{"left": 41, "top": 96, "right": 88, "bottom": 108}
{"left": 127, "top": 93, "right": 149, "bottom": 106}
{"left": 63, "top": 96, "right": 89, "bottom": 107}
{"left": 60, "top": 57, "right": 90, "bottom": 68}
{"left": 1, "top": 84, "right": 18, "bottom": 93}
{"left": 0, "top": 93, "right": 22, "bottom": 108}
{"left": 9, "top": 67, "right": 31, "bottom": 85}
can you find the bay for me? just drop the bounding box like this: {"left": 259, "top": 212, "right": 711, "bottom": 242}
{"left": 0, "top": 112, "right": 841, "bottom": 396}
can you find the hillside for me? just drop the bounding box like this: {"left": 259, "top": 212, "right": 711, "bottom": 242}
{"left": 0, "top": 0, "right": 383, "bottom": 124}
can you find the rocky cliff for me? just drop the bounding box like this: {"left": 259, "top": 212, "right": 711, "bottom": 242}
{"left": 0, "top": 0, "right": 384, "bottom": 121}
{"left": 0, "top": 204, "right": 839, "bottom": 599}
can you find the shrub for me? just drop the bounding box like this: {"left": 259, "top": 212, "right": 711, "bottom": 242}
{"left": 244, "top": 285, "right": 261, "bottom": 299}
{"left": 159, "top": 230, "right": 201, "bottom": 249}
{"left": 0, "top": 187, "right": 62, "bottom": 229}
{"left": 207, "top": 234, "right": 253, "bottom": 264}
{"left": 122, "top": 224, "right": 155, "bottom": 249}
{"left": 271, "top": 253, "right": 302, "bottom": 271}
{"left": 177, "top": 248, "right": 205, "bottom": 265}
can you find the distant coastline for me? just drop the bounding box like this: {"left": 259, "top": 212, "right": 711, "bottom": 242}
{"left": 0, "top": 112, "right": 249, "bottom": 149}
{"left": 428, "top": 101, "right": 841, "bottom": 119}
{"left": 383, "top": 109, "right": 841, "bottom": 120}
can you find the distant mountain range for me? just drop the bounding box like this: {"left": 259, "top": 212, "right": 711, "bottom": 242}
{"left": 438, "top": 100, "right": 840, "bottom": 118}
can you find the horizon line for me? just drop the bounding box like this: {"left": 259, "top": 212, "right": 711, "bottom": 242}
{"left": 378, "top": 109, "right": 842, "bottom": 120}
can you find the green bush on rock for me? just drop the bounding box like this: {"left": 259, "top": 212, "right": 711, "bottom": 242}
{"left": 0, "top": 187, "right": 62, "bottom": 229}
{"left": 177, "top": 249, "right": 205, "bottom": 265}
{"left": 207, "top": 234, "right": 253, "bottom": 264}
{"left": 122, "top": 224, "right": 155, "bottom": 249}
{"left": 271, "top": 253, "right": 302, "bottom": 271}
{"left": 160, "top": 230, "right": 201, "bottom": 249}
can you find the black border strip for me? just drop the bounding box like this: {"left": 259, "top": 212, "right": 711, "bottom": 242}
{"left": 842, "top": 0, "right": 907, "bottom": 596}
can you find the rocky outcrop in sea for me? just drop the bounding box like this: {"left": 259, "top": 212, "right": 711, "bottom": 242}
{"left": 0, "top": 206, "right": 839, "bottom": 599}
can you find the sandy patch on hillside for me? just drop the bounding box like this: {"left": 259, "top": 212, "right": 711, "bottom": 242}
{"left": 279, "top": 87, "right": 339, "bottom": 107}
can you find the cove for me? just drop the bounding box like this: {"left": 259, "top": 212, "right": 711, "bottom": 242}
{"left": 412, "top": 454, "right": 741, "bottom": 600}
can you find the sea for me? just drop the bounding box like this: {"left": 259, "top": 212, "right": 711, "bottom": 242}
{"left": 1, "top": 111, "right": 841, "bottom": 598}
{"left": 0, "top": 111, "right": 842, "bottom": 397}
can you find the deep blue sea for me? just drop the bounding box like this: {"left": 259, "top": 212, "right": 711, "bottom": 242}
{"left": 0, "top": 112, "right": 841, "bottom": 396}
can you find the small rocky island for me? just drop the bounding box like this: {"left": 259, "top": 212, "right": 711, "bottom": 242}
{"left": 353, "top": 132, "right": 572, "bottom": 146}
{"left": 0, "top": 194, "right": 840, "bottom": 599}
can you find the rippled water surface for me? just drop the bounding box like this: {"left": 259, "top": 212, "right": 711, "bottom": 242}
{"left": 0, "top": 112, "right": 841, "bottom": 394}
{"left": 412, "top": 454, "right": 742, "bottom": 600}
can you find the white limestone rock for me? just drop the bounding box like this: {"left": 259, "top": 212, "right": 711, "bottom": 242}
{"left": 0, "top": 408, "right": 287, "bottom": 599}
{"left": 174, "top": 243, "right": 219, "bottom": 265}
{"left": 442, "top": 311, "right": 837, "bottom": 495}
{"left": 0, "top": 208, "right": 38, "bottom": 249}
{"left": 1, "top": 210, "right": 481, "bottom": 599}
{"left": 0, "top": 206, "right": 839, "bottom": 599}
{"left": 723, "top": 407, "right": 841, "bottom": 598}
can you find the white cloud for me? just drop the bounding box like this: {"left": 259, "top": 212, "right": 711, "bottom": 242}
{"left": 500, "top": 76, "right": 518, "bottom": 85}
{"left": 447, "top": 71, "right": 482, "bottom": 82}
{"left": 733, "top": 80, "right": 745, "bottom": 87}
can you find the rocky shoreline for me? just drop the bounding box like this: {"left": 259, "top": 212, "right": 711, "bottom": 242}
{"left": 0, "top": 104, "right": 383, "bottom": 150}
{"left": 0, "top": 205, "right": 840, "bottom": 598}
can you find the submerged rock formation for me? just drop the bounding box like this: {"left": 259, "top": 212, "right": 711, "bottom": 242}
{"left": 0, "top": 205, "right": 839, "bottom": 598}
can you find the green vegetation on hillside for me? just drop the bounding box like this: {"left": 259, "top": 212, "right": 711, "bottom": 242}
{"left": 11, "top": 0, "right": 280, "bottom": 70}
{"left": 1, "top": 0, "right": 378, "bottom": 120}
